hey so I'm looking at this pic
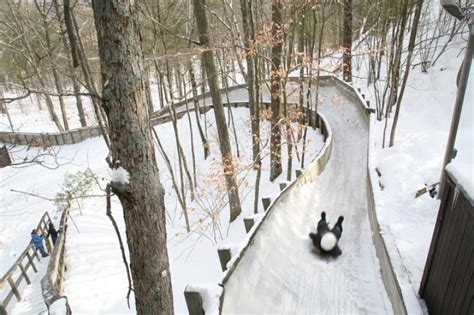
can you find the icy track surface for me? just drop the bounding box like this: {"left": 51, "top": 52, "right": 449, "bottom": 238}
{"left": 221, "top": 85, "right": 393, "bottom": 314}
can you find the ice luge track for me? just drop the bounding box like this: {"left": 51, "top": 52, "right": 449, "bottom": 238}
{"left": 213, "top": 80, "right": 393, "bottom": 314}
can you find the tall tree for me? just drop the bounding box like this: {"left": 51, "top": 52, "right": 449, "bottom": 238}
{"left": 91, "top": 1, "right": 173, "bottom": 313}
{"left": 342, "top": 0, "right": 352, "bottom": 82}
{"left": 389, "top": 0, "right": 423, "bottom": 147}
{"left": 270, "top": 0, "right": 283, "bottom": 181}
{"left": 240, "top": 0, "right": 260, "bottom": 164}
{"left": 192, "top": 0, "right": 242, "bottom": 222}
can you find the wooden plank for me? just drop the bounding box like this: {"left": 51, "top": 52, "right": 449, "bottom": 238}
{"left": 184, "top": 289, "right": 205, "bottom": 315}
{"left": 26, "top": 251, "right": 37, "bottom": 273}
{"left": 448, "top": 218, "right": 473, "bottom": 315}
{"left": 430, "top": 191, "right": 464, "bottom": 310}
{"left": 243, "top": 217, "right": 254, "bottom": 233}
{"left": 7, "top": 277, "right": 21, "bottom": 301}
{"left": 441, "top": 209, "right": 473, "bottom": 314}
{"left": 440, "top": 206, "right": 470, "bottom": 314}
{"left": 218, "top": 248, "right": 232, "bottom": 271}
{"left": 261, "top": 198, "right": 271, "bottom": 211}
{"left": 18, "top": 262, "right": 31, "bottom": 285}
{"left": 279, "top": 183, "right": 287, "bottom": 191}
{"left": 420, "top": 180, "right": 454, "bottom": 296}
{"left": 422, "top": 181, "right": 455, "bottom": 306}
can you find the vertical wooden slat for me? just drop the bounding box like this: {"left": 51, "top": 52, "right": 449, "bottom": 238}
{"left": 420, "top": 181, "right": 453, "bottom": 296}
{"left": 440, "top": 208, "right": 471, "bottom": 314}
{"left": 449, "top": 219, "right": 473, "bottom": 315}
{"left": 421, "top": 174, "right": 474, "bottom": 315}
{"left": 430, "top": 190, "right": 462, "bottom": 310}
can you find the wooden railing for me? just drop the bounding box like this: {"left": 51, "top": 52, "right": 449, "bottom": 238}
{"left": 41, "top": 207, "right": 71, "bottom": 313}
{"left": 0, "top": 127, "right": 102, "bottom": 146}
{"left": 0, "top": 212, "right": 53, "bottom": 314}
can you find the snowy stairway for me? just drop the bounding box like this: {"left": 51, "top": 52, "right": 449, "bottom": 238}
{"left": 11, "top": 258, "right": 49, "bottom": 315}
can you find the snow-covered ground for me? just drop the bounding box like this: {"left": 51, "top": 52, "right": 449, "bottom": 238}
{"left": 11, "top": 257, "right": 49, "bottom": 315}
{"left": 0, "top": 107, "right": 324, "bottom": 313}
{"left": 351, "top": 15, "right": 472, "bottom": 313}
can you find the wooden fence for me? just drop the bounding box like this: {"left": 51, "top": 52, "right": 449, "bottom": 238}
{"left": 0, "top": 127, "right": 102, "bottom": 147}
{"left": 419, "top": 172, "right": 474, "bottom": 315}
{"left": 0, "top": 212, "right": 53, "bottom": 314}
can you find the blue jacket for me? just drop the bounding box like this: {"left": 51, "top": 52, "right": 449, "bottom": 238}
{"left": 31, "top": 234, "right": 44, "bottom": 247}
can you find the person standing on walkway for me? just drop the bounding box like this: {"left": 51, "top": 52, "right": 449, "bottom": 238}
{"left": 31, "top": 229, "right": 48, "bottom": 257}
{"left": 48, "top": 223, "right": 58, "bottom": 246}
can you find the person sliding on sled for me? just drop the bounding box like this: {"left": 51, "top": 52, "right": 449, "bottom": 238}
{"left": 309, "top": 212, "right": 344, "bottom": 256}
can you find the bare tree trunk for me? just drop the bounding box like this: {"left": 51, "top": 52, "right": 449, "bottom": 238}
{"left": 91, "top": 1, "right": 173, "bottom": 313}
{"left": 68, "top": 7, "right": 111, "bottom": 148}
{"left": 389, "top": 0, "right": 423, "bottom": 147}
{"left": 56, "top": 0, "right": 86, "bottom": 127}
{"left": 155, "top": 2, "right": 195, "bottom": 201}
{"left": 188, "top": 61, "right": 210, "bottom": 158}
{"left": 342, "top": 0, "right": 352, "bottom": 82}
{"left": 35, "top": 0, "right": 70, "bottom": 131}
{"left": 193, "top": 0, "right": 242, "bottom": 222}
{"left": 270, "top": 0, "right": 283, "bottom": 182}
{"left": 240, "top": 0, "right": 260, "bottom": 164}
{"left": 218, "top": 52, "right": 240, "bottom": 157}
{"left": 5, "top": 0, "right": 64, "bottom": 132}
{"left": 382, "top": 0, "right": 409, "bottom": 147}
{"left": 182, "top": 74, "right": 198, "bottom": 187}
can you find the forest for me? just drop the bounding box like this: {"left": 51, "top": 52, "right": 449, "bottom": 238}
{"left": 0, "top": 0, "right": 472, "bottom": 314}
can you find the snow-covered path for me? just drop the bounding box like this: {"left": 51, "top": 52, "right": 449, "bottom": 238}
{"left": 10, "top": 257, "right": 49, "bottom": 315}
{"left": 220, "top": 85, "right": 393, "bottom": 314}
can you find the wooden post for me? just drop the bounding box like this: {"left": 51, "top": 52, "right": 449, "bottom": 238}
{"left": 261, "top": 198, "right": 271, "bottom": 211}
{"left": 217, "top": 248, "right": 232, "bottom": 271}
{"left": 8, "top": 278, "right": 21, "bottom": 301}
{"left": 184, "top": 287, "right": 205, "bottom": 315}
{"left": 18, "top": 262, "right": 31, "bottom": 285}
{"left": 243, "top": 217, "right": 255, "bottom": 233}
{"left": 26, "top": 251, "right": 37, "bottom": 273}
{"left": 0, "top": 146, "right": 11, "bottom": 168}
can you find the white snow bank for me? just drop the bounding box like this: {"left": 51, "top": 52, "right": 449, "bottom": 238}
{"left": 49, "top": 298, "right": 68, "bottom": 315}
{"left": 446, "top": 61, "right": 474, "bottom": 204}
{"left": 185, "top": 283, "right": 223, "bottom": 314}
{"left": 217, "top": 242, "right": 244, "bottom": 258}
{"left": 446, "top": 162, "right": 474, "bottom": 204}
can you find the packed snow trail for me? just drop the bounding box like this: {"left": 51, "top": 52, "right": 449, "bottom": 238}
{"left": 219, "top": 84, "right": 393, "bottom": 314}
